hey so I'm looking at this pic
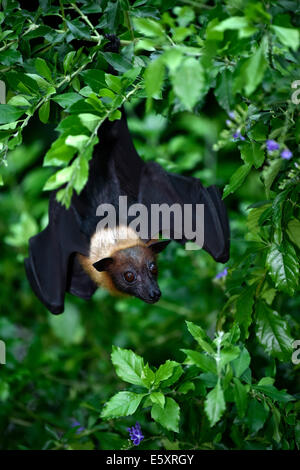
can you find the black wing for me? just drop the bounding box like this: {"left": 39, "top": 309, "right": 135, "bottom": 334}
{"left": 138, "top": 162, "right": 230, "bottom": 263}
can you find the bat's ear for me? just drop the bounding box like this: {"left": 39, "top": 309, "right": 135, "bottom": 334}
{"left": 93, "top": 257, "right": 114, "bottom": 272}
{"left": 146, "top": 239, "right": 171, "bottom": 254}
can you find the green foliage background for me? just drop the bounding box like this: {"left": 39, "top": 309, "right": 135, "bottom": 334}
{"left": 0, "top": 0, "right": 299, "bottom": 450}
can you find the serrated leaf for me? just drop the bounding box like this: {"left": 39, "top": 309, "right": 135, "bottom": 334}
{"left": 133, "top": 17, "right": 164, "bottom": 38}
{"left": 111, "top": 346, "right": 146, "bottom": 387}
{"left": 101, "top": 391, "right": 145, "bottom": 419}
{"left": 256, "top": 301, "right": 294, "bottom": 361}
{"left": 236, "top": 285, "right": 256, "bottom": 338}
{"left": 240, "top": 141, "right": 265, "bottom": 169}
{"left": 151, "top": 397, "right": 180, "bottom": 432}
{"left": 266, "top": 242, "right": 299, "bottom": 295}
{"left": 272, "top": 25, "right": 300, "bottom": 52}
{"left": 144, "top": 58, "right": 165, "bottom": 99}
{"left": 214, "top": 69, "right": 234, "bottom": 111}
{"left": 171, "top": 57, "right": 205, "bottom": 111}
{"left": 245, "top": 398, "right": 269, "bottom": 433}
{"left": 204, "top": 380, "right": 226, "bottom": 427}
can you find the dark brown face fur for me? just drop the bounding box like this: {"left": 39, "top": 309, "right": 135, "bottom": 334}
{"left": 93, "top": 239, "right": 170, "bottom": 303}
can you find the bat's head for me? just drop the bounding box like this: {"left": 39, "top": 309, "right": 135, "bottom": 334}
{"left": 92, "top": 239, "right": 170, "bottom": 303}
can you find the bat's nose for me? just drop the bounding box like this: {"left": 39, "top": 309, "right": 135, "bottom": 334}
{"left": 149, "top": 289, "right": 161, "bottom": 301}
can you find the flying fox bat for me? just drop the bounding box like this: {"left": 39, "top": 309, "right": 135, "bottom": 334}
{"left": 24, "top": 112, "right": 230, "bottom": 314}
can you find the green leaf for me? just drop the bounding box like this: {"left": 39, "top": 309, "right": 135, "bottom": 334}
{"left": 252, "top": 384, "right": 294, "bottom": 403}
{"left": 144, "top": 58, "right": 165, "bottom": 99}
{"left": 65, "top": 134, "right": 89, "bottom": 152}
{"left": 38, "top": 100, "right": 50, "bottom": 124}
{"left": 219, "top": 346, "right": 240, "bottom": 369}
{"left": 236, "top": 285, "right": 256, "bottom": 338}
{"left": 182, "top": 349, "right": 217, "bottom": 374}
{"left": 35, "top": 58, "right": 52, "bottom": 82}
{"left": 213, "top": 16, "right": 249, "bottom": 32}
{"left": 223, "top": 163, "right": 252, "bottom": 198}
{"left": 177, "top": 381, "right": 195, "bottom": 394}
{"left": 141, "top": 363, "right": 155, "bottom": 389}
{"left": 231, "top": 347, "right": 251, "bottom": 377}
{"left": 101, "top": 391, "right": 145, "bottom": 419}
{"left": 150, "top": 392, "right": 165, "bottom": 408}
{"left": 0, "top": 49, "right": 22, "bottom": 66}
{"left": 63, "top": 51, "right": 76, "bottom": 74}
{"left": 151, "top": 397, "right": 180, "bottom": 432}
{"left": 52, "top": 93, "right": 82, "bottom": 109}
{"left": 262, "top": 159, "right": 283, "bottom": 197}
{"left": 0, "top": 104, "right": 24, "bottom": 124}
{"left": 266, "top": 242, "right": 299, "bottom": 295}
{"left": 233, "top": 377, "right": 248, "bottom": 418}
{"left": 245, "top": 398, "right": 269, "bottom": 433}
{"left": 111, "top": 346, "right": 146, "bottom": 387}
{"left": 43, "top": 138, "right": 76, "bottom": 167}
{"left": 73, "top": 156, "right": 89, "bottom": 193}
{"left": 43, "top": 166, "right": 73, "bottom": 191}
{"left": 80, "top": 69, "right": 106, "bottom": 93}
{"left": 214, "top": 69, "right": 234, "bottom": 112}
{"left": 102, "top": 52, "right": 132, "bottom": 73}
{"left": 240, "top": 141, "right": 265, "bottom": 169}
{"left": 154, "top": 360, "right": 181, "bottom": 386}
{"left": 133, "top": 17, "right": 165, "bottom": 38}
{"left": 66, "top": 19, "right": 90, "bottom": 40}
{"left": 171, "top": 57, "right": 206, "bottom": 111}
{"left": 272, "top": 25, "right": 300, "bottom": 52}
{"left": 287, "top": 218, "right": 300, "bottom": 250}
{"left": 186, "top": 321, "right": 215, "bottom": 355}
{"left": 204, "top": 380, "right": 226, "bottom": 427}
{"left": 256, "top": 301, "right": 294, "bottom": 361}
{"left": 243, "top": 43, "right": 267, "bottom": 96}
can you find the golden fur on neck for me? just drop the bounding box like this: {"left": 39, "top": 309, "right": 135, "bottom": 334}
{"left": 77, "top": 225, "right": 145, "bottom": 296}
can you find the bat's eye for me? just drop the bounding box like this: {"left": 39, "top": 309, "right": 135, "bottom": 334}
{"left": 148, "top": 262, "right": 158, "bottom": 276}
{"left": 124, "top": 271, "right": 136, "bottom": 283}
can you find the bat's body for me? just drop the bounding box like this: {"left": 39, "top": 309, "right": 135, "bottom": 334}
{"left": 25, "top": 112, "right": 230, "bottom": 314}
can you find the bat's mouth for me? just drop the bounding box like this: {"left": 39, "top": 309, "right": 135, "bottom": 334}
{"left": 140, "top": 290, "right": 161, "bottom": 304}
{"left": 142, "top": 297, "right": 160, "bottom": 304}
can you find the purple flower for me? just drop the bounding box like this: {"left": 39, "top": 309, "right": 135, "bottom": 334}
{"left": 233, "top": 130, "right": 245, "bottom": 141}
{"left": 127, "top": 422, "right": 144, "bottom": 446}
{"left": 266, "top": 139, "right": 279, "bottom": 152}
{"left": 226, "top": 119, "right": 232, "bottom": 126}
{"left": 281, "top": 148, "right": 293, "bottom": 160}
{"left": 228, "top": 111, "right": 235, "bottom": 120}
{"left": 70, "top": 419, "right": 85, "bottom": 434}
{"left": 215, "top": 268, "right": 228, "bottom": 279}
